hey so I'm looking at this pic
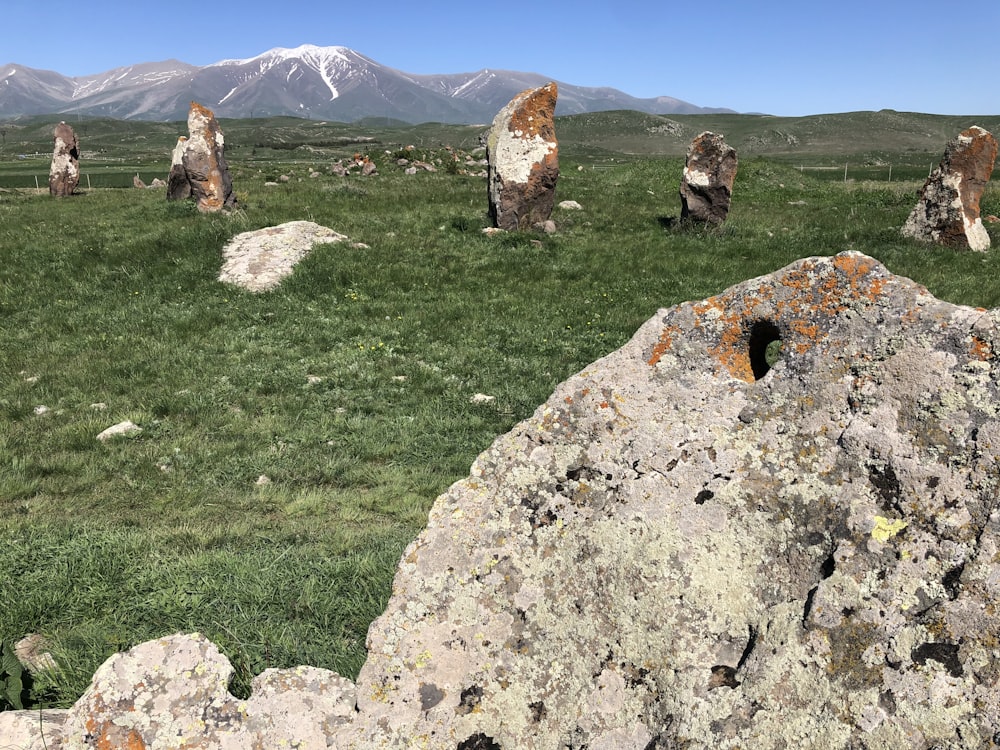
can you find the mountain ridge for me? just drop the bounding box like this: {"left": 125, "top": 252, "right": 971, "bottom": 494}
{"left": 0, "top": 44, "right": 734, "bottom": 124}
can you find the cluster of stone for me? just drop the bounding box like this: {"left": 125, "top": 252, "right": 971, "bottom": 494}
{"left": 486, "top": 82, "right": 559, "bottom": 230}
{"left": 7, "top": 252, "right": 1000, "bottom": 748}
{"left": 166, "top": 101, "right": 237, "bottom": 212}
{"left": 680, "top": 130, "right": 738, "bottom": 223}
{"left": 331, "top": 153, "right": 378, "bottom": 176}
{"left": 48, "top": 121, "right": 79, "bottom": 197}
{"left": 901, "top": 125, "right": 997, "bottom": 251}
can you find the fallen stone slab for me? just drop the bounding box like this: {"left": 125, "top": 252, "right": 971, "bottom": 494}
{"left": 218, "top": 220, "right": 348, "bottom": 292}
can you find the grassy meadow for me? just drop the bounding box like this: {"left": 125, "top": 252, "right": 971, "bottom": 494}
{"left": 0, "top": 110, "right": 998, "bottom": 707}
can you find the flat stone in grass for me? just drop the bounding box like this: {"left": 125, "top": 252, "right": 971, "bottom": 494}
{"left": 218, "top": 220, "right": 348, "bottom": 292}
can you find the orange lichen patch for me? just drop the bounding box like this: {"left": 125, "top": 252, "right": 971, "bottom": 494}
{"left": 507, "top": 83, "right": 558, "bottom": 141}
{"left": 648, "top": 324, "right": 683, "bottom": 366}
{"left": 971, "top": 336, "right": 993, "bottom": 361}
{"left": 564, "top": 396, "right": 573, "bottom": 405}
{"left": 683, "top": 254, "right": 894, "bottom": 382}
{"left": 599, "top": 401, "right": 610, "bottom": 409}
{"left": 87, "top": 717, "right": 147, "bottom": 750}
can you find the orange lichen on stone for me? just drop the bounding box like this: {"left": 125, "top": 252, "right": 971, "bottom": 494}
{"left": 507, "top": 83, "right": 557, "bottom": 141}
{"left": 648, "top": 324, "right": 683, "bottom": 366}
{"left": 971, "top": 336, "right": 993, "bottom": 361}
{"left": 87, "top": 716, "right": 148, "bottom": 750}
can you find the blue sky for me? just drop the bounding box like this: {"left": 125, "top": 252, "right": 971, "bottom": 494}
{"left": 6, "top": 0, "right": 998, "bottom": 116}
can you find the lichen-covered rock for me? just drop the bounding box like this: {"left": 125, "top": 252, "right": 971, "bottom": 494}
{"left": 218, "top": 220, "right": 348, "bottom": 292}
{"left": 344, "top": 251, "right": 1000, "bottom": 748}
{"left": 486, "top": 83, "right": 559, "bottom": 230}
{"left": 680, "top": 131, "right": 738, "bottom": 223}
{"left": 48, "top": 121, "right": 79, "bottom": 197}
{"left": 50, "top": 633, "right": 355, "bottom": 749}
{"left": 166, "top": 102, "right": 236, "bottom": 211}
{"left": 13, "top": 252, "right": 1000, "bottom": 748}
{"left": 902, "top": 125, "right": 997, "bottom": 251}
{"left": 0, "top": 708, "right": 68, "bottom": 749}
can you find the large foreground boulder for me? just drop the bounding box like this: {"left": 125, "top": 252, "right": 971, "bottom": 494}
{"left": 48, "top": 121, "right": 79, "bottom": 197}
{"left": 486, "top": 83, "right": 559, "bottom": 231}
{"left": 6, "top": 252, "right": 1000, "bottom": 748}
{"left": 167, "top": 102, "right": 237, "bottom": 212}
{"left": 901, "top": 125, "right": 997, "bottom": 251}
{"left": 680, "top": 131, "right": 738, "bottom": 223}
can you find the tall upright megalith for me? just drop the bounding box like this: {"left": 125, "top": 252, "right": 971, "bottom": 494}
{"left": 48, "top": 121, "right": 80, "bottom": 197}
{"left": 486, "top": 83, "right": 559, "bottom": 231}
{"left": 167, "top": 102, "right": 236, "bottom": 212}
{"left": 680, "top": 131, "right": 738, "bottom": 223}
{"left": 901, "top": 126, "right": 997, "bottom": 251}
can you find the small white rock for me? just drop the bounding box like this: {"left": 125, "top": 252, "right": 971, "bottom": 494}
{"left": 96, "top": 421, "right": 141, "bottom": 441}
{"left": 307, "top": 375, "right": 323, "bottom": 385}
{"left": 470, "top": 393, "right": 496, "bottom": 404}
{"left": 33, "top": 405, "right": 50, "bottom": 415}
{"left": 90, "top": 402, "right": 108, "bottom": 410}
{"left": 558, "top": 200, "right": 583, "bottom": 210}
{"left": 256, "top": 474, "right": 271, "bottom": 486}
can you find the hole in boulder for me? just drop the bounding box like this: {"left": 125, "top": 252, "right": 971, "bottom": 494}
{"left": 457, "top": 733, "right": 501, "bottom": 750}
{"left": 747, "top": 320, "right": 783, "bottom": 380}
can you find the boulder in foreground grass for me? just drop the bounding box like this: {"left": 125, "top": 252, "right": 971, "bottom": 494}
{"left": 9, "top": 252, "right": 1000, "bottom": 748}
{"left": 901, "top": 125, "right": 997, "bottom": 251}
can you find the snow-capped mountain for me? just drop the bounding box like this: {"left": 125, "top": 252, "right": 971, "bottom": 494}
{"left": 0, "top": 44, "right": 731, "bottom": 123}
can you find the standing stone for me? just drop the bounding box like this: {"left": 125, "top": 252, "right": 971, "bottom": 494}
{"left": 680, "top": 131, "right": 738, "bottom": 223}
{"left": 167, "top": 136, "right": 191, "bottom": 200}
{"left": 48, "top": 121, "right": 80, "bottom": 197}
{"left": 166, "top": 102, "right": 236, "bottom": 212}
{"left": 901, "top": 126, "right": 997, "bottom": 251}
{"left": 486, "top": 82, "right": 559, "bottom": 230}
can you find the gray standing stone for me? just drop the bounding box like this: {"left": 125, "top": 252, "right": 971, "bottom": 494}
{"left": 16, "top": 252, "right": 1000, "bottom": 749}
{"left": 486, "top": 82, "right": 559, "bottom": 230}
{"left": 680, "top": 130, "right": 738, "bottom": 223}
{"left": 166, "top": 136, "right": 191, "bottom": 200}
{"left": 48, "top": 121, "right": 79, "bottom": 197}
{"left": 901, "top": 125, "right": 997, "bottom": 251}
{"left": 166, "top": 102, "right": 236, "bottom": 212}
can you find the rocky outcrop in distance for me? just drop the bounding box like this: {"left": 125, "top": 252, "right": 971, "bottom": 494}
{"left": 486, "top": 83, "right": 560, "bottom": 231}
{"left": 902, "top": 125, "right": 997, "bottom": 251}
{"left": 5, "top": 252, "right": 1000, "bottom": 748}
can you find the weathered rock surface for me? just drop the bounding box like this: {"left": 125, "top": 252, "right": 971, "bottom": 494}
{"left": 0, "top": 708, "right": 67, "bottom": 749}
{"left": 680, "top": 131, "right": 738, "bottom": 223}
{"left": 166, "top": 102, "right": 236, "bottom": 211}
{"left": 902, "top": 126, "right": 997, "bottom": 251}
{"left": 48, "top": 122, "right": 79, "bottom": 197}
{"left": 218, "top": 220, "right": 348, "bottom": 292}
{"left": 486, "top": 83, "right": 559, "bottom": 230}
{"left": 8, "top": 252, "right": 1000, "bottom": 748}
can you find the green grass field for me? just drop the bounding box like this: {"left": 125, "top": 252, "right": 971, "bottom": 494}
{"left": 0, "top": 111, "right": 998, "bottom": 707}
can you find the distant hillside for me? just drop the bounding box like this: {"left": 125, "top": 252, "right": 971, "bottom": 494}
{"left": 0, "top": 45, "right": 732, "bottom": 124}
{"left": 1, "top": 110, "right": 997, "bottom": 167}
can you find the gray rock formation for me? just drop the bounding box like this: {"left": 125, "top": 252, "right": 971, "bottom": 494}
{"left": 486, "top": 83, "right": 559, "bottom": 231}
{"left": 902, "top": 126, "right": 997, "bottom": 251}
{"left": 680, "top": 131, "right": 738, "bottom": 223}
{"left": 48, "top": 121, "right": 79, "bottom": 197}
{"left": 218, "top": 220, "right": 348, "bottom": 292}
{"left": 166, "top": 102, "right": 237, "bottom": 211}
{"left": 6, "top": 252, "right": 1000, "bottom": 748}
